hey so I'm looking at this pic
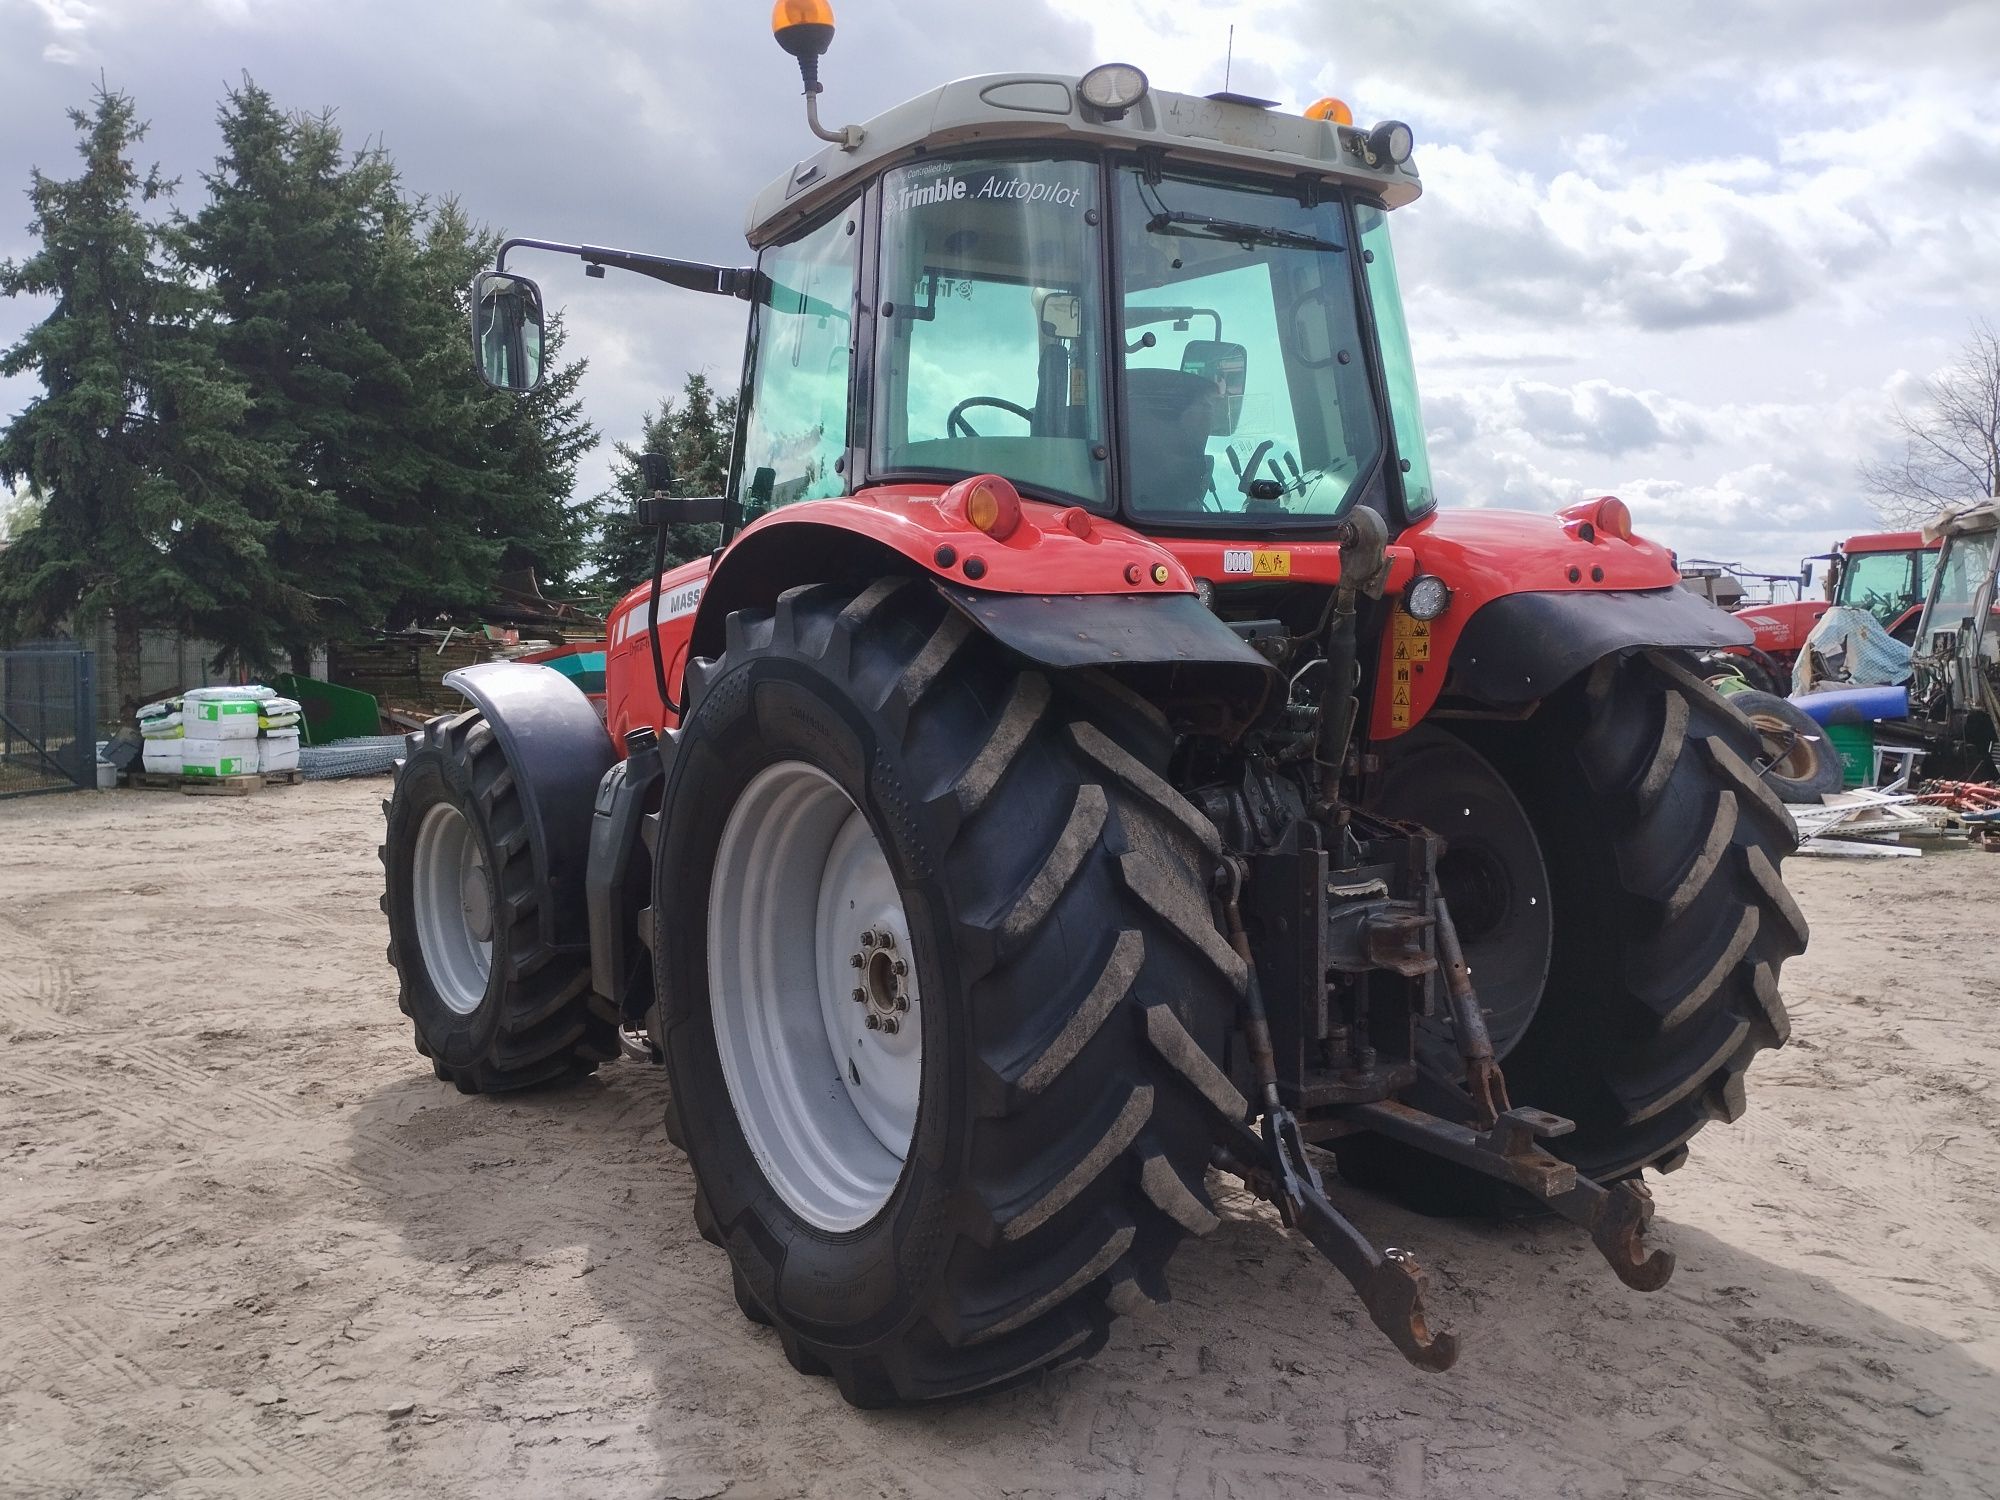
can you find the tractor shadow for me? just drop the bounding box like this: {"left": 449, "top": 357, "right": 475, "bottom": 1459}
{"left": 347, "top": 1063, "right": 1999, "bottom": 1500}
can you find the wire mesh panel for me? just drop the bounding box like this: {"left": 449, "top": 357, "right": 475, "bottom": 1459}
{"left": 0, "top": 643, "right": 96, "bottom": 799}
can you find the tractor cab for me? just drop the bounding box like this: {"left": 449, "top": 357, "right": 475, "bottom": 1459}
{"left": 738, "top": 62, "right": 1434, "bottom": 535}
{"left": 734, "top": 132, "right": 1432, "bottom": 532}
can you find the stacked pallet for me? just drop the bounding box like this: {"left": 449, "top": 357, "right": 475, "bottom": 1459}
{"left": 132, "top": 686, "right": 304, "bottom": 794}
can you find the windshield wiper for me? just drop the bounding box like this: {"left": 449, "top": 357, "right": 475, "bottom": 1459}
{"left": 1146, "top": 211, "right": 1345, "bottom": 255}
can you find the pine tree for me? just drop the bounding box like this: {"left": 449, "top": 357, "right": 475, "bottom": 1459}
{"left": 184, "top": 81, "right": 595, "bottom": 666}
{"left": 0, "top": 85, "right": 280, "bottom": 697}
{"left": 589, "top": 373, "right": 739, "bottom": 594}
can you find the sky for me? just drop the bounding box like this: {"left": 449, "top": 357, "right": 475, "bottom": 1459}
{"left": 3, "top": 0, "right": 1997, "bottom": 577}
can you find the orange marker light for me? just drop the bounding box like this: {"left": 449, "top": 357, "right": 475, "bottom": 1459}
{"left": 945, "top": 473, "right": 1023, "bottom": 542}
{"left": 1150, "top": 563, "right": 1171, "bottom": 585}
{"left": 1306, "top": 97, "right": 1353, "bottom": 126}
{"left": 1593, "top": 495, "right": 1634, "bottom": 542}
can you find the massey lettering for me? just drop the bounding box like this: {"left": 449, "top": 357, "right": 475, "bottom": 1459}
{"left": 619, "top": 580, "right": 706, "bottom": 643}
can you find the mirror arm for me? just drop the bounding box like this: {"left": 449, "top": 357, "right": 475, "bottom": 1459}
{"left": 495, "top": 237, "right": 756, "bottom": 300}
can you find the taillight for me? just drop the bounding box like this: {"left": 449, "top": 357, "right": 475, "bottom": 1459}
{"left": 1559, "top": 495, "right": 1635, "bottom": 542}
{"left": 944, "top": 473, "right": 1023, "bottom": 542}
{"left": 1593, "top": 496, "right": 1633, "bottom": 541}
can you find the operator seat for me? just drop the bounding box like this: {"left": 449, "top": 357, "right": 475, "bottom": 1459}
{"left": 1125, "top": 368, "right": 1217, "bottom": 512}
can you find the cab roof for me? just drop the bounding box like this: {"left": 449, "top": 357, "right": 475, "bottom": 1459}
{"left": 1841, "top": 530, "right": 1940, "bottom": 553}
{"left": 1922, "top": 501, "right": 2000, "bottom": 542}
{"left": 748, "top": 72, "right": 1421, "bottom": 248}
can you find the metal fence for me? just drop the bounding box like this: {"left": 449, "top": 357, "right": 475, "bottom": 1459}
{"left": 0, "top": 643, "right": 97, "bottom": 799}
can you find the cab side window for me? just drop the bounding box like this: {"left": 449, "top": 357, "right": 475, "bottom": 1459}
{"left": 737, "top": 206, "right": 858, "bottom": 519}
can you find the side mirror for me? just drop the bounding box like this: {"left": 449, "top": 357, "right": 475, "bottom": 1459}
{"left": 1181, "top": 339, "right": 1249, "bottom": 436}
{"left": 1039, "top": 292, "right": 1082, "bottom": 340}
{"left": 471, "top": 271, "right": 546, "bottom": 392}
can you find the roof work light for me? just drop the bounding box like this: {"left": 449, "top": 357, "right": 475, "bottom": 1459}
{"left": 1364, "top": 119, "right": 1415, "bottom": 168}
{"left": 1079, "top": 63, "right": 1149, "bottom": 118}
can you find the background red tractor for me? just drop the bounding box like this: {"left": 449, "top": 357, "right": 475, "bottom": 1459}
{"left": 380, "top": 5, "right": 1805, "bottom": 1403}
{"left": 1720, "top": 530, "right": 1940, "bottom": 693}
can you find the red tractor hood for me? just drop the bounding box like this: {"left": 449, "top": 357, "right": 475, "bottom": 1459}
{"left": 1731, "top": 599, "right": 1828, "bottom": 654}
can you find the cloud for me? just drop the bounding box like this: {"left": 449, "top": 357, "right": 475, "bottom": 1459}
{"left": 1294, "top": 0, "right": 2000, "bottom": 136}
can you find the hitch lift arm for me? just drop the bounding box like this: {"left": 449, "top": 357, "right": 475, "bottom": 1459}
{"left": 1223, "top": 871, "right": 1675, "bottom": 1371}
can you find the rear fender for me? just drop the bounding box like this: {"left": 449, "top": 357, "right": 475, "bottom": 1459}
{"left": 442, "top": 661, "right": 615, "bottom": 955}
{"left": 1404, "top": 587, "right": 1753, "bottom": 728}
{"left": 686, "top": 501, "right": 1276, "bottom": 719}
{"left": 1370, "top": 505, "right": 1747, "bottom": 739}
{"left": 686, "top": 491, "right": 1193, "bottom": 661}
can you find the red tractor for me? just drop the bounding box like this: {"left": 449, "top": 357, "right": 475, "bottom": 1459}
{"left": 381, "top": 6, "right": 1805, "bottom": 1403}
{"left": 1727, "top": 531, "right": 1940, "bottom": 692}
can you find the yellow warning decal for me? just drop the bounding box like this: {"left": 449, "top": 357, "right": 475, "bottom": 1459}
{"left": 1389, "top": 611, "right": 1431, "bottom": 662}
{"left": 1252, "top": 549, "right": 1290, "bottom": 577}
{"left": 1389, "top": 633, "right": 1418, "bottom": 726}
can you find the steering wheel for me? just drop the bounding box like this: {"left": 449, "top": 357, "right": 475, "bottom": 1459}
{"left": 947, "top": 396, "right": 1034, "bottom": 438}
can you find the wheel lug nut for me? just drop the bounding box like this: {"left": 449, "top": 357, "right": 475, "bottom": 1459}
{"left": 894, "top": 995, "right": 909, "bottom": 1012}
{"left": 864, "top": 1014, "right": 881, "bottom": 1030}
{"left": 891, "top": 958, "right": 907, "bottom": 977}
{"left": 880, "top": 1017, "right": 900, "bottom": 1035}
{"left": 852, "top": 987, "right": 866, "bottom": 1004}
{"left": 860, "top": 928, "right": 878, "bottom": 947}
{"left": 849, "top": 953, "right": 864, "bottom": 968}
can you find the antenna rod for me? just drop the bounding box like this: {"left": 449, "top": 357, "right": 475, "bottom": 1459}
{"left": 1225, "top": 25, "right": 1235, "bottom": 93}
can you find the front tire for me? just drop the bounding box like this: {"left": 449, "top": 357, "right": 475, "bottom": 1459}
{"left": 653, "top": 579, "right": 1248, "bottom": 1405}
{"left": 382, "top": 711, "right": 617, "bottom": 1092}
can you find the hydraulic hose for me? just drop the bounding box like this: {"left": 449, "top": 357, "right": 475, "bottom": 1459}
{"left": 649, "top": 517, "right": 680, "bottom": 721}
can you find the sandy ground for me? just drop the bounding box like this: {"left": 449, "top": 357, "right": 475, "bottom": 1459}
{"left": 1, "top": 778, "right": 1997, "bottom": 1500}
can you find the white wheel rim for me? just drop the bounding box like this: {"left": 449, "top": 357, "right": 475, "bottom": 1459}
{"left": 708, "top": 761, "right": 923, "bottom": 1232}
{"left": 412, "top": 801, "right": 494, "bottom": 1016}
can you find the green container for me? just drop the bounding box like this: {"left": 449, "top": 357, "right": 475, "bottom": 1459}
{"left": 275, "top": 673, "right": 381, "bottom": 747}
{"left": 1823, "top": 722, "right": 1874, "bottom": 788}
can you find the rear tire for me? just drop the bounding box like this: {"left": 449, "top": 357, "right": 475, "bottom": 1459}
{"left": 653, "top": 579, "right": 1247, "bottom": 1405}
{"left": 382, "top": 711, "right": 617, "bottom": 1092}
{"left": 1339, "top": 650, "right": 1805, "bottom": 1211}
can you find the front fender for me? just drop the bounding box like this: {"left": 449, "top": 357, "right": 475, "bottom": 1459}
{"left": 441, "top": 661, "right": 616, "bottom": 953}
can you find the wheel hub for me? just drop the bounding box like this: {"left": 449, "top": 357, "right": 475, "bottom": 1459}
{"left": 851, "top": 928, "right": 911, "bottom": 1032}
{"left": 1366, "top": 732, "right": 1552, "bottom": 1066}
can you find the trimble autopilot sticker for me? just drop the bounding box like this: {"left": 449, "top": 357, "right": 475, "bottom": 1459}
{"left": 885, "top": 165, "right": 1088, "bottom": 214}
